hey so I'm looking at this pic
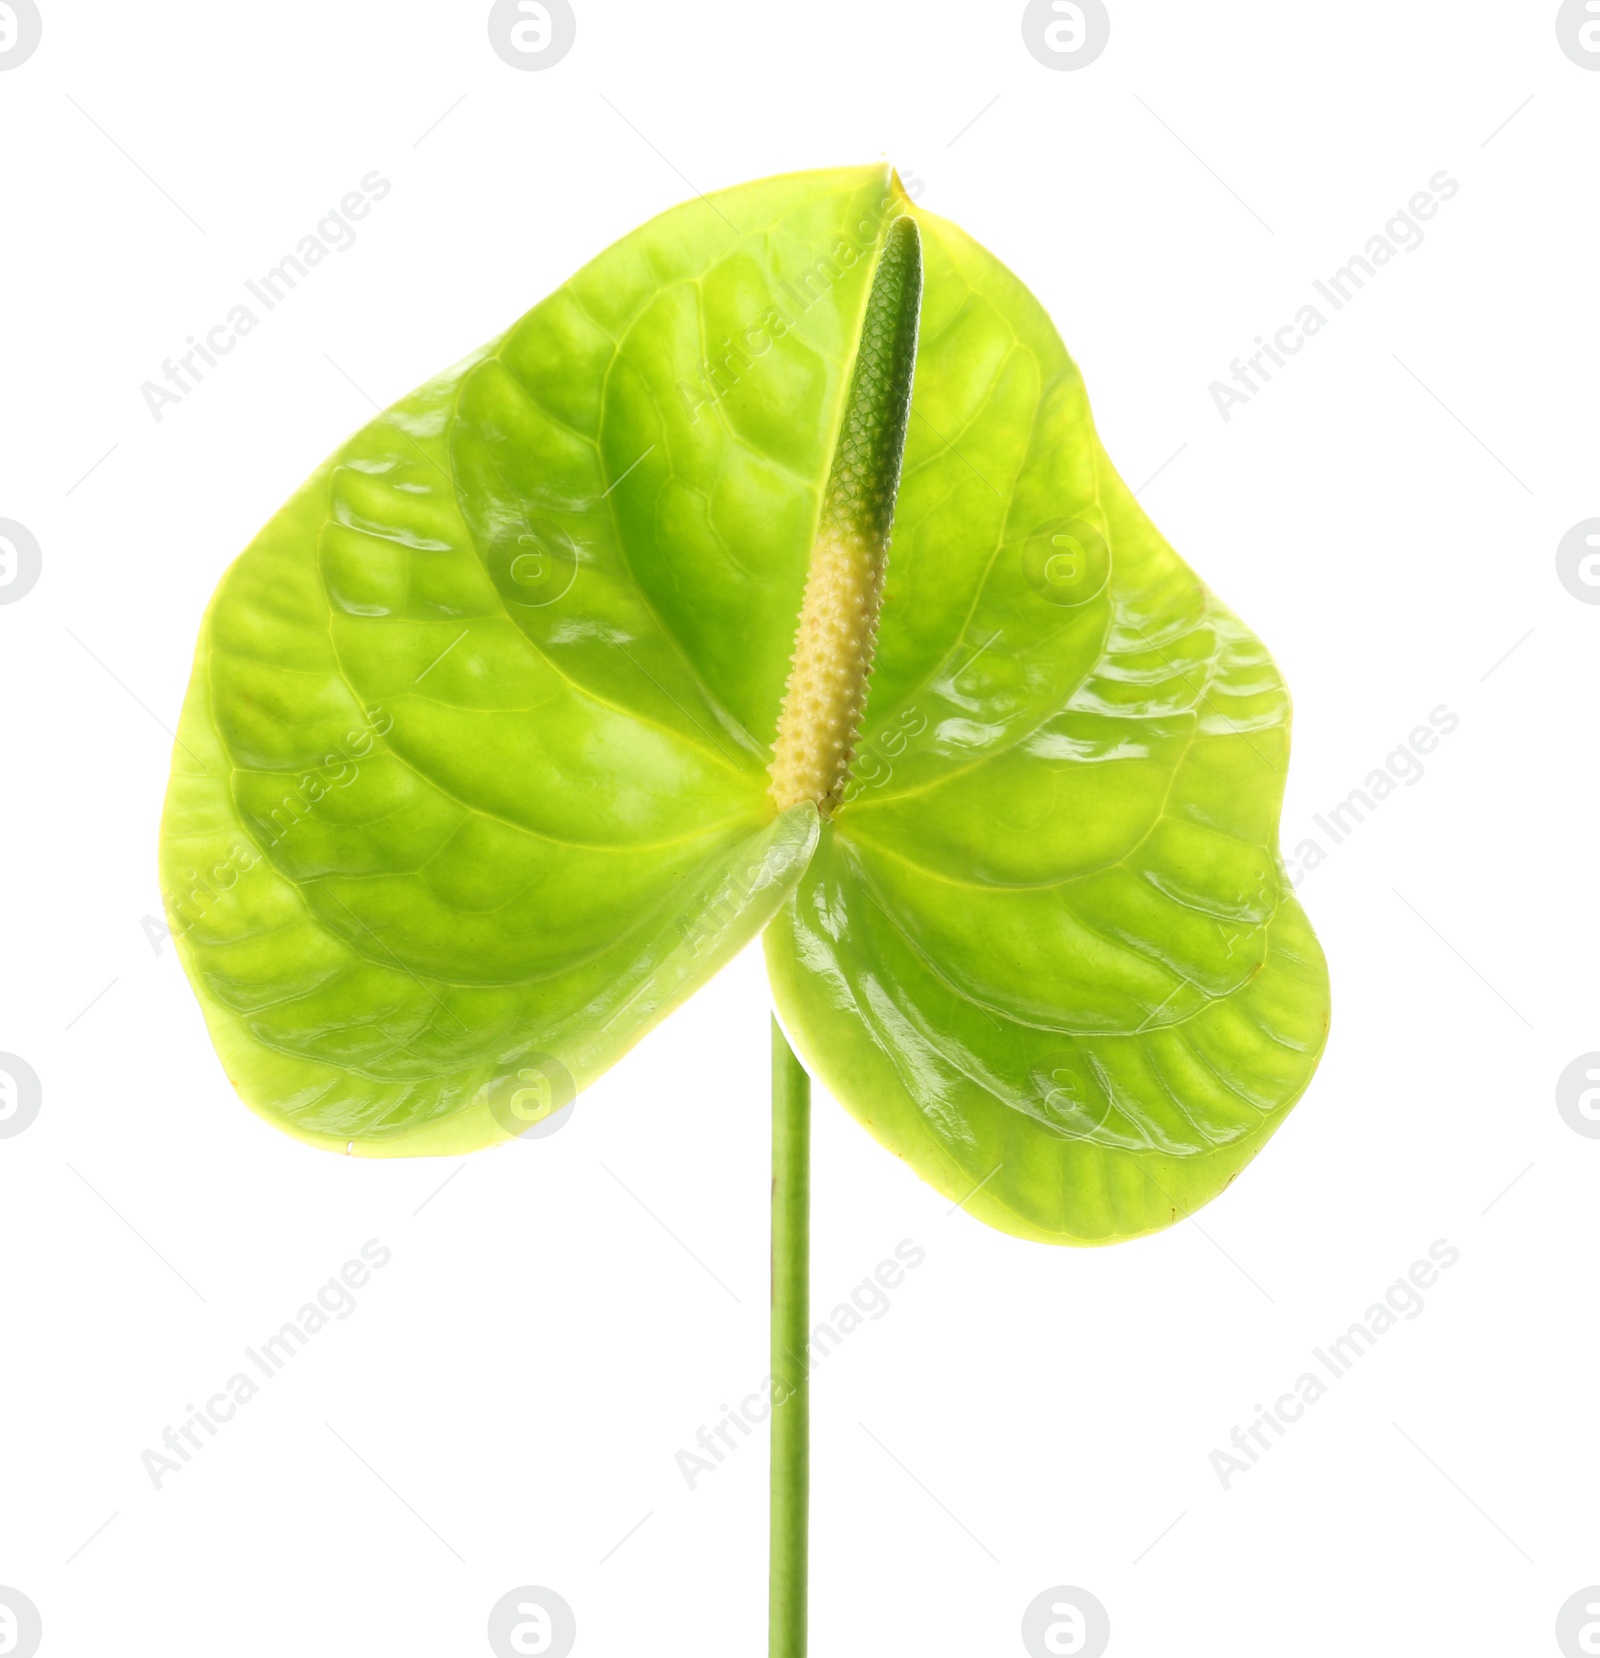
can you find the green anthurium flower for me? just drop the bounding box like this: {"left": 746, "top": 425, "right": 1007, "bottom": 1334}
{"left": 160, "top": 163, "right": 1328, "bottom": 1245}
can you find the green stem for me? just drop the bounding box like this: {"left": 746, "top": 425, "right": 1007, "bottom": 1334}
{"left": 770, "top": 1017, "right": 810, "bottom": 1658}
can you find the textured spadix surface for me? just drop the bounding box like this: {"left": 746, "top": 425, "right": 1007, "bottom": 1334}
{"left": 162, "top": 164, "right": 1328, "bottom": 1237}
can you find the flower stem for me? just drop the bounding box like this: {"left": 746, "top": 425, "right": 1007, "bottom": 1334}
{"left": 770, "top": 1016, "right": 810, "bottom": 1658}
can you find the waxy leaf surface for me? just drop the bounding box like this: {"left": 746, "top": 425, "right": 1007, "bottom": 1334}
{"left": 163, "top": 165, "right": 1327, "bottom": 1236}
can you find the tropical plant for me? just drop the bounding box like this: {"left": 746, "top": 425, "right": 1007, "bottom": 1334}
{"left": 160, "top": 163, "right": 1329, "bottom": 1655}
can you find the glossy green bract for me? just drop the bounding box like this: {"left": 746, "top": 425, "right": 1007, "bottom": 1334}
{"left": 161, "top": 164, "right": 1328, "bottom": 1239}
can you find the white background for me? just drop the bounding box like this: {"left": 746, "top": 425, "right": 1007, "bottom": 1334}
{"left": 2, "top": 3, "right": 1596, "bottom": 1654}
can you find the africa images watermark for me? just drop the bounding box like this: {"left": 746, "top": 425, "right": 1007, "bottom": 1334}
{"left": 674, "top": 1239, "right": 925, "bottom": 1490}
{"left": 140, "top": 170, "right": 393, "bottom": 423}
{"left": 675, "top": 173, "right": 926, "bottom": 427}
{"left": 140, "top": 1240, "right": 392, "bottom": 1490}
{"left": 840, "top": 706, "right": 929, "bottom": 803}
{"left": 1209, "top": 170, "right": 1460, "bottom": 423}
{"left": 677, "top": 829, "right": 814, "bottom": 959}
{"left": 158, "top": 704, "right": 391, "bottom": 946}
{"left": 1284, "top": 704, "right": 1459, "bottom": 885}
{"left": 1209, "top": 1239, "right": 1459, "bottom": 1490}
